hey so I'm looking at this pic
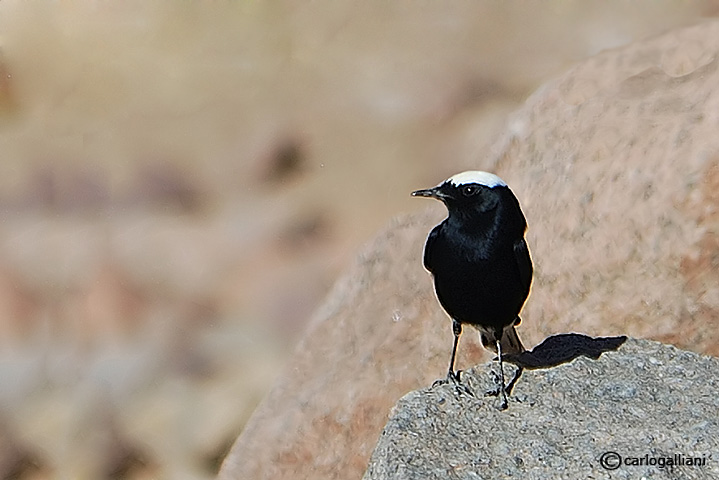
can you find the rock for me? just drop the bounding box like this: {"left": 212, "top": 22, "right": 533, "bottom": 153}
{"left": 218, "top": 214, "right": 461, "bottom": 480}
{"left": 499, "top": 20, "right": 719, "bottom": 356}
{"left": 363, "top": 337, "right": 719, "bottom": 480}
{"left": 219, "top": 20, "right": 719, "bottom": 480}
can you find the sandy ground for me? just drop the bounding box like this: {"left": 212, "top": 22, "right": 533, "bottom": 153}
{"left": 0, "top": 2, "right": 715, "bottom": 479}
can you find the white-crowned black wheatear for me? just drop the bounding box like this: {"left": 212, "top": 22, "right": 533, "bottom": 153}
{"left": 412, "top": 171, "right": 532, "bottom": 409}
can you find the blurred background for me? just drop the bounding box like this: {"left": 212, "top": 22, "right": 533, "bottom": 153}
{"left": 0, "top": 2, "right": 716, "bottom": 479}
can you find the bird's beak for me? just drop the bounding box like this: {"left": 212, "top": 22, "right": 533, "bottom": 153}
{"left": 411, "top": 187, "right": 444, "bottom": 199}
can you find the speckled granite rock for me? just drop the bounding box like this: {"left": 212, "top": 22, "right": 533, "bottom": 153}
{"left": 364, "top": 337, "right": 719, "bottom": 480}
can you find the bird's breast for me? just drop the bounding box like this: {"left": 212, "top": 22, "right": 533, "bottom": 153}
{"left": 429, "top": 236, "right": 525, "bottom": 326}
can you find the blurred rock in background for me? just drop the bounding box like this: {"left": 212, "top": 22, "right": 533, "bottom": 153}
{"left": 0, "top": 1, "right": 715, "bottom": 479}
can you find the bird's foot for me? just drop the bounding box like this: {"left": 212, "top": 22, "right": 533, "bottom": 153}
{"left": 432, "top": 370, "right": 474, "bottom": 397}
{"left": 484, "top": 368, "right": 509, "bottom": 410}
{"left": 484, "top": 365, "right": 523, "bottom": 410}
{"left": 484, "top": 368, "right": 500, "bottom": 394}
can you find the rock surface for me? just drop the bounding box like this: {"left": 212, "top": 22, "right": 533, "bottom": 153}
{"left": 364, "top": 337, "right": 719, "bottom": 480}
{"left": 219, "top": 20, "right": 719, "bottom": 480}
{"left": 218, "top": 215, "right": 454, "bottom": 480}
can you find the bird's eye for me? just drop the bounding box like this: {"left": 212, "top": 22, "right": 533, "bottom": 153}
{"left": 462, "top": 185, "right": 478, "bottom": 196}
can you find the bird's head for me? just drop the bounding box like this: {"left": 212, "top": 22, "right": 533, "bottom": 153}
{"left": 411, "top": 171, "right": 508, "bottom": 217}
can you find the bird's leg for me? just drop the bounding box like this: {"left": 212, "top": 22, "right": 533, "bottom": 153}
{"left": 484, "top": 339, "right": 509, "bottom": 409}
{"left": 432, "top": 319, "right": 473, "bottom": 396}
{"left": 495, "top": 339, "right": 508, "bottom": 409}
{"left": 447, "top": 318, "right": 462, "bottom": 383}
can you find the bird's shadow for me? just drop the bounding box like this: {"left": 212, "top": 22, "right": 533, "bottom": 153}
{"left": 508, "top": 333, "right": 627, "bottom": 370}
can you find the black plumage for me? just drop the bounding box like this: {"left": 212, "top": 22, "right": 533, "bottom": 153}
{"left": 412, "top": 171, "right": 532, "bottom": 408}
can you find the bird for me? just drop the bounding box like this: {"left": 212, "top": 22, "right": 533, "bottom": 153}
{"left": 412, "top": 170, "right": 532, "bottom": 409}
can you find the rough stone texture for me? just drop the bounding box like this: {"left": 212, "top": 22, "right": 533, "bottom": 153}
{"left": 219, "top": 21, "right": 719, "bottom": 480}
{"left": 364, "top": 337, "right": 719, "bottom": 480}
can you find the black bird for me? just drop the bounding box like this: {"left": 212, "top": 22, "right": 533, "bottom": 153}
{"left": 412, "top": 171, "right": 532, "bottom": 408}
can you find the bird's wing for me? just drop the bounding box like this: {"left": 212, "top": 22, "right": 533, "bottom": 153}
{"left": 423, "top": 224, "right": 441, "bottom": 273}
{"left": 513, "top": 237, "right": 533, "bottom": 292}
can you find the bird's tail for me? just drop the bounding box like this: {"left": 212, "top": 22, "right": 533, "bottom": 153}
{"left": 499, "top": 323, "right": 525, "bottom": 355}
{"left": 477, "top": 318, "right": 526, "bottom": 355}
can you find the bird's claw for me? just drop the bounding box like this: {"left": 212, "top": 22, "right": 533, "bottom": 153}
{"left": 483, "top": 366, "right": 508, "bottom": 410}
{"left": 433, "top": 370, "right": 474, "bottom": 397}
